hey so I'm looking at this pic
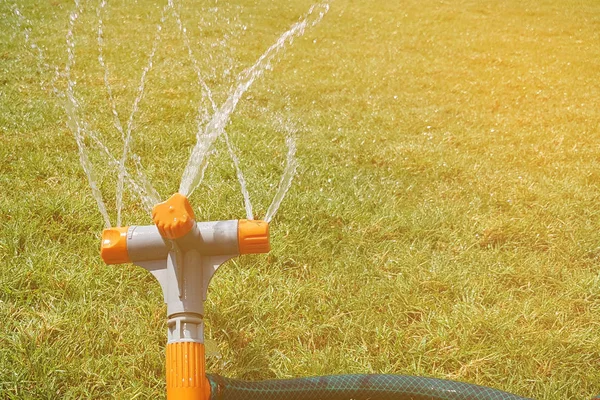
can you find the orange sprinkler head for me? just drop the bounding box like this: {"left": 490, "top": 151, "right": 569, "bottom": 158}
{"left": 101, "top": 227, "right": 130, "bottom": 265}
{"left": 238, "top": 219, "right": 270, "bottom": 254}
{"left": 152, "top": 193, "right": 196, "bottom": 239}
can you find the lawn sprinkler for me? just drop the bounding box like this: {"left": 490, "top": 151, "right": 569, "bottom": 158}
{"left": 101, "top": 193, "right": 269, "bottom": 400}
{"left": 101, "top": 193, "right": 531, "bottom": 400}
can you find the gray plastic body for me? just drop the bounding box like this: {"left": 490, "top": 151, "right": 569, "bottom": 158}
{"left": 126, "top": 220, "right": 239, "bottom": 261}
{"left": 125, "top": 220, "right": 240, "bottom": 343}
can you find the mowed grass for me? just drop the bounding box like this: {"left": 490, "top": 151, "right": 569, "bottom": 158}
{"left": 1, "top": 0, "right": 600, "bottom": 398}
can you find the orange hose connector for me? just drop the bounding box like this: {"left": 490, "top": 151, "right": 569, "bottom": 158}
{"left": 166, "top": 342, "right": 210, "bottom": 400}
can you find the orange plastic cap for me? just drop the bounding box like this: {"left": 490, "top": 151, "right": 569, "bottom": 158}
{"left": 238, "top": 219, "right": 270, "bottom": 254}
{"left": 152, "top": 193, "right": 196, "bottom": 239}
{"left": 101, "top": 227, "right": 130, "bottom": 265}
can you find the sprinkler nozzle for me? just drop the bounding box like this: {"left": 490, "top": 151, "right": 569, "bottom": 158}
{"left": 152, "top": 193, "right": 196, "bottom": 239}
{"left": 238, "top": 219, "right": 270, "bottom": 254}
{"left": 100, "top": 226, "right": 130, "bottom": 265}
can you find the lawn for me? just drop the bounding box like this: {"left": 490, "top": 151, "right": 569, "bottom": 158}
{"left": 1, "top": 0, "right": 600, "bottom": 398}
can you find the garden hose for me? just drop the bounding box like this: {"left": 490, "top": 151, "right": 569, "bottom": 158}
{"left": 207, "top": 374, "right": 531, "bottom": 400}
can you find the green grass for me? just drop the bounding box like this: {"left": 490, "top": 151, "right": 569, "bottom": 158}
{"left": 1, "top": 0, "right": 600, "bottom": 398}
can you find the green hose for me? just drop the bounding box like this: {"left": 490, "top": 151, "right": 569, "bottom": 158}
{"left": 207, "top": 374, "right": 531, "bottom": 400}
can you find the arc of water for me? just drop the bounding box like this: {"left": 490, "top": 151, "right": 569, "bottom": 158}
{"left": 97, "top": 0, "right": 161, "bottom": 221}
{"left": 84, "top": 128, "right": 160, "bottom": 213}
{"left": 265, "top": 132, "right": 299, "bottom": 223}
{"left": 222, "top": 132, "right": 253, "bottom": 219}
{"left": 172, "top": 0, "right": 253, "bottom": 219}
{"left": 171, "top": 0, "right": 216, "bottom": 116}
{"left": 15, "top": 1, "right": 162, "bottom": 224}
{"left": 64, "top": 0, "right": 112, "bottom": 228}
{"left": 96, "top": 0, "right": 124, "bottom": 141}
{"left": 114, "top": 1, "right": 171, "bottom": 226}
{"left": 179, "top": 3, "right": 330, "bottom": 198}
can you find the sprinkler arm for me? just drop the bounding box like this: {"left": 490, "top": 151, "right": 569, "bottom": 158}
{"left": 100, "top": 193, "right": 270, "bottom": 400}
